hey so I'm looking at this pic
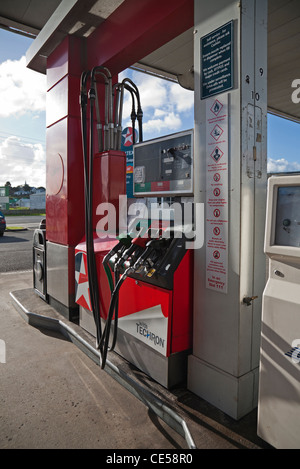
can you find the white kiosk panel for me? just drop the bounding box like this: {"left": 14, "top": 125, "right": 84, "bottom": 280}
{"left": 258, "top": 175, "right": 300, "bottom": 449}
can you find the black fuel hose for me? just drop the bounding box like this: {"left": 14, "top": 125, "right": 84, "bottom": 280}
{"left": 89, "top": 70, "right": 103, "bottom": 349}
{"left": 110, "top": 266, "right": 120, "bottom": 351}
{"left": 80, "top": 71, "right": 95, "bottom": 316}
{"left": 80, "top": 70, "right": 102, "bottom": 351}
{"left": 123, "top": 84, "right": 137, "bottom": 144}
{"left": 80, "top": 71, "right": 89, "bottom": 217}
{"left": 122, "top": 78, "right": 143, "bottom": 142}
{"left": 100, "top": 270, "right": 127, "bottom": 369}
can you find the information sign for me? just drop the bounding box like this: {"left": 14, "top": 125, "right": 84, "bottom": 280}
{"left": 201, "top": 21, "right": 234, "bottom": 99}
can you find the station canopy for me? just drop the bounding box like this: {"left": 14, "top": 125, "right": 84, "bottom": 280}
{"left": 0, "top": 0, "right": 299, "bottom": 122}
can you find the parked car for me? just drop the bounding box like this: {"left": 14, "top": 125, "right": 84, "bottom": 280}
{"left": 0, "top": 210, "right": 6, "bottom": 236}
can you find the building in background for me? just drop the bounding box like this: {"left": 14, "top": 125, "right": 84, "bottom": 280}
{"left": 30, "top": 191, "right": 46, "bottom": 210}
{"left": 0, "top": 186, "right": 9, "bottom": 210}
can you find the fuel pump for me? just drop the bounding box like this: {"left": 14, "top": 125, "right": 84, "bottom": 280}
{"left": 76, "top": 65, "right": 194, "bottom": 387}
{"left": 96, "top": 130, "right": 194, "bottom": 387}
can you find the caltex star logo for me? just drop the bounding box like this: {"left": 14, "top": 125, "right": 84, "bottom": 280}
{"left": 122, "top": 127, "right": 133, "bottom": 146}
{"left": 75, "top": 251, "right": 91, "bottom": 311}
{"left": 121, "top": 127, "right": 138, "bottom": 148}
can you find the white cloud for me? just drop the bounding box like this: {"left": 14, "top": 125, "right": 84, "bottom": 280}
{"left": 118, "top": 69, "right": 194, "bottom": 138}
{"left": 268, "top": 158, "right": 300, "bottom": 173}
{"left": 169, "top": 83, "right": 194, "bottom": 112}
{"left": 154, "top": 108, "right": 168, "bottom": 117}
{"left": 0, "top": 136, "right": 46, "bottom": 187}
{"left": 143, "top": 112, "right": 182, "bottom": 134}
{"left": 0, "top": 56, "right": 46, "bottom": 118}
{"left": 135, "top": 74, "right": 168, "bottom": 110}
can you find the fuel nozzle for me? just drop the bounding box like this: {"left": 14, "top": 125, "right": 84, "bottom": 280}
{"left": 121, "top": 237, "right": 165, "bottom": 280}
{"left": 103, "top": 234, "right": 133, "bottom": 264}
{"left": 115, "top": 233, "right": 150, "bottom": 270}
{"left": 134, "top": 238, "right": 163, "bottom": 268}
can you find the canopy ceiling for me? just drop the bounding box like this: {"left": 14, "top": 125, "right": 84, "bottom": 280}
{"left": 0, "top": 0, "right": 299, "bottom": 122}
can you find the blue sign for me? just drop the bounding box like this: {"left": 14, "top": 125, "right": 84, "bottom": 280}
{"left": 121, "top": 127, "right": 138, "bottom": 198}
{"left": 201, "top": 21, "right": 234, "bottom": 99}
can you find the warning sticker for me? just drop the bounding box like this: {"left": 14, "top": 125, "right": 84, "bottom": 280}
{"left": 210, "top": 99, "right": 223, "bottom": 116}
{"left": 210, "top": 147, "right": 224, "bottom": 163}
{"left": 210, "top": 124, "right": 224, "bottom": 141}
{"left": 206, "top": 95, "right": 229, "bottom": 293}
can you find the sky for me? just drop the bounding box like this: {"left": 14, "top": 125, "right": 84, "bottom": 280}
{"left": 0, "top": 30, "right": 46, "bottom": 188}
{"left": 0, "top": 28, "right": 300, "bottom": 188}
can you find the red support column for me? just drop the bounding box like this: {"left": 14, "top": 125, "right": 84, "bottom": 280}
{"left": 45, "top": 35, "right": 86, "bottom": 319}
{"left": 87, "top": 0, "right": 194, "bottom": 74}
{"left": 46, "top": 35, "right": 85, "bottom": 246}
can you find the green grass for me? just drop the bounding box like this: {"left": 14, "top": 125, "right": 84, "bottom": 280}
{"left": 5, "top": 226, "right": 25, "bottom": 230}
{"left": 3, "top": 209, "right": 45, "bottom": 217}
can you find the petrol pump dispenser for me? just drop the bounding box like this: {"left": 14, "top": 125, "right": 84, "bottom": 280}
{"left": 114, "top": 131, "right": 194, "bottom": 388}
{"left": 258, "top": 175, "right": 300, "bottom": 449}
{"left": 76, "top": 115, "right": 194, "bottom": 387}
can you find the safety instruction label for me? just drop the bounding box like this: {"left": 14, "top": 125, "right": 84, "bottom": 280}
{"left": 206, "top": 95, "right": 229, "bottom": 293}
{"left": 201, "top": 21, "right": 234, "bottom": 99}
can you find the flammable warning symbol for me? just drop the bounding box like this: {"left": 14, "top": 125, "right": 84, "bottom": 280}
{"left": 210, "top": 147, "right": 224, "bottom": 163}
{"left": 210, "top": 99, "right": 223, "bottom": 117}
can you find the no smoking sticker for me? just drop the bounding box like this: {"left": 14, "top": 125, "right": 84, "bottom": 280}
{"left": 213, "top": 251, "right": 220, "bottom": 259}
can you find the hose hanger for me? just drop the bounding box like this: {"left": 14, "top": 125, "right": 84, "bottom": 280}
{"left": 121, "top": 77, "right": 143, "bottom": 143}
{"left": 80, "top": 71, "right": 89, "bottom": 180}
{"left": 83, "top": 69, "right": 143, "bottom": 153}
{"left": 123, "top": 84, "right": 137, "bottom": 147}
{"left": 112, "top": 80, "right": 143, "bottom": 151}
{"left": 90, "top": 66, "right": 113, "bottom": 152}
{"left": 112, "top": 83, "right": 123, "bottom": 151}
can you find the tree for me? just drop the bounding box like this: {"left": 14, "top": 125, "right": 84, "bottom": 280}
{"left": 23, "top": 182, "right": 31, "bottom": 193}
{"left": 4, "top": 181, "right": 12, "bottom": 196}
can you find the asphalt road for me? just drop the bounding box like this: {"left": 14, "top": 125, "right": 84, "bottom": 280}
{"left": 1, "top": 271, "right": 187, "bottom": 450}
{"left": 0, "top": 216, "right": 42, "bottom": 273}
{"left": 5, "top": 215, "right": 45, "bottom": 227}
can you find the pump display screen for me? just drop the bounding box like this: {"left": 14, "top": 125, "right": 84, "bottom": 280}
{"left": 133, "top": 130, "right": 193, "bottom": 196}
{"left": 275, "top": 186, "right": 300, "bottom": 247}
